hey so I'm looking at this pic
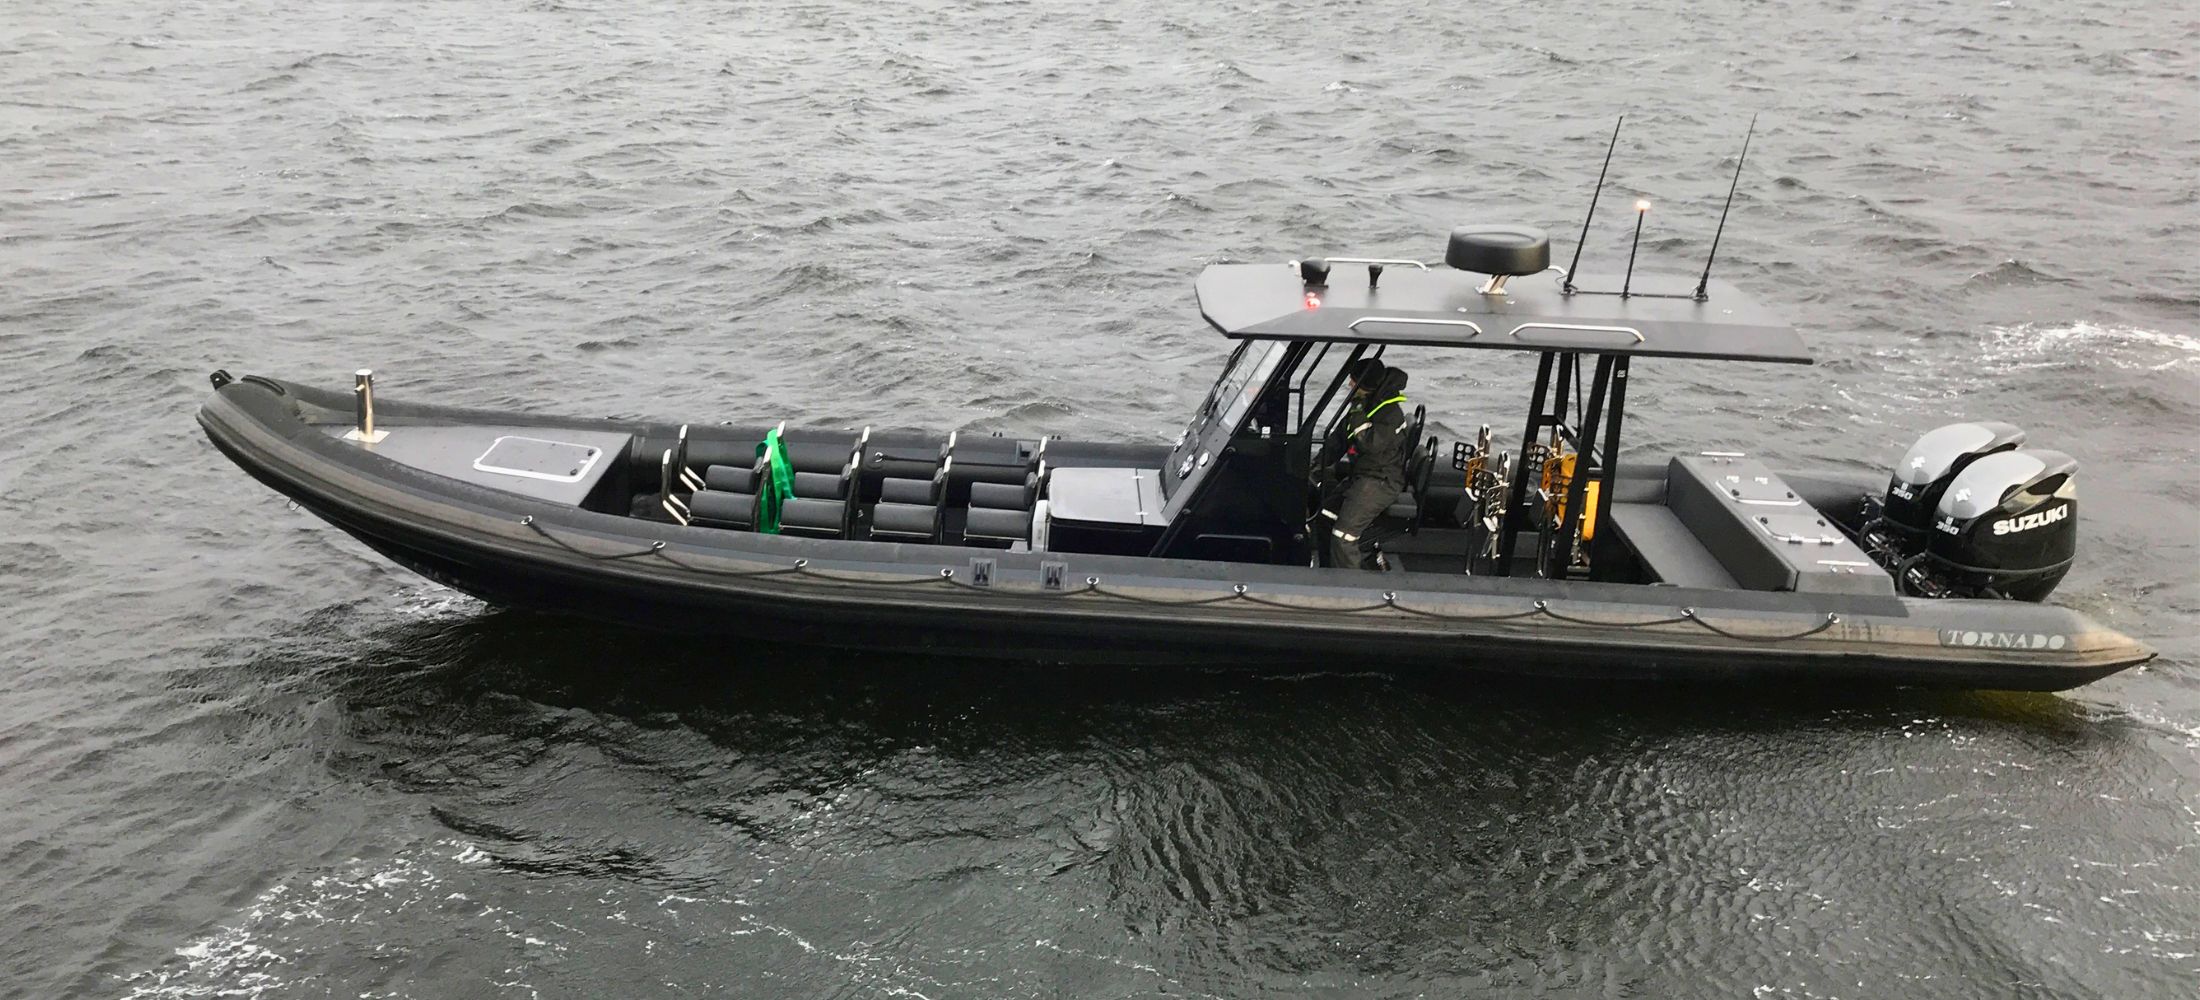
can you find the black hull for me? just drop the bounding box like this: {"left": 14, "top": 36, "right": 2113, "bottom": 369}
{"left": 197, "top": 377, "right": 2153, "bottom": 690}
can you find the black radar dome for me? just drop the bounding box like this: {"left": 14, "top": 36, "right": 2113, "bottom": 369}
{"left": 1446, "top": 224, "right": 1551, "bottom": 276}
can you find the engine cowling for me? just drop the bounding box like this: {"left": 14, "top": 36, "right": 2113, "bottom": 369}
{"left": 1880, "top": 421, "right": 2026, "bottom": 553}
{"left": 1920, "top": 448, "right": 2077, "bottom": 602}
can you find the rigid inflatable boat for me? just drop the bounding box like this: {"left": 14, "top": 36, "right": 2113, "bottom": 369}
{"left": 195, "top": 219, "right": 2152, "bottom": 690}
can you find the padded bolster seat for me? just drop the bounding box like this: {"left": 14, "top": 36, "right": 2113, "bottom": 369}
{"left": 969, "top": 481, "right": 1028, "bottom": 510}
{"left": 870, "top": 502, "right": 937, "bottom": 540}
{"left": 792, "top": 471, "right": 842, "bottom": 499}
{"left": 1606, "top": 501, "right": 1738, "bottom": 589}
{"left": 1381, "top": 500, "right": 1417, "bottom": 521}
{"left": 688, "top": 490, "right": 756, "bottom": 528}
{"left": 965, "top": 506, "right": 1031, "bottom": 541}
{"left": 880, "top": 477, "right": 932, "bottom": 505}
{"left": 778, "top": 497, "right": 845, "bottom": 537}
{"left": 704, "top": 465, "right": 756, "bottom": 493}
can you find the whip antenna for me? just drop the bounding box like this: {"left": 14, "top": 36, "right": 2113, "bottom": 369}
{"left": 1693, "top": 114, "right": 1756, "bottom": 302}
{"left": 1621, "top": 200, "right": 1649, "bottom": 298}
{"left": 1562, "top": 115, "right": 1623, "bottom": 295}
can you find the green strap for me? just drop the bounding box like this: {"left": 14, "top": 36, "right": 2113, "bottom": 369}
{"left": 1365, "top": 395, "right": 1407, "bottom": 418}
{"left": 754, "top": 428, "right": 796, "bottom": 534}
{"left": 1346, "top": 395, "right": 1411, "bottom": 450}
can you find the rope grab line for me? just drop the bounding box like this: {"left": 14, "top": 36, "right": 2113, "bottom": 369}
{"left": 518, "top": 516, "right": 1842, "bottom": 643}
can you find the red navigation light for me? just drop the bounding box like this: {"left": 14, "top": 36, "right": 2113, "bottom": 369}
{"left": 1304, "top": 292, "right": 1322, "bottom": 309}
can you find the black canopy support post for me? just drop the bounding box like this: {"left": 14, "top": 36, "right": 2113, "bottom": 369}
{"left": 1588, "top": 357, "right": 1631, "bottom": 579}
{"left": 1550, "top": 352, "right": 1576, "bottom": 445}
{"left": 1549, "top": 354, "right": 1615, "bottom": 576}
{"left": 1290, "top": 341, "right": 1332, "bottom": 429}
{"left": 1495, "top": 350, "right": 1557, "bottom": 575}
{"left": 1267, "top": 340, "right": 1313, "bottom": 440}
{"left": 1263, "top": 341, "right": 1318, "bottom": 535}
{"left": 1300, "top": 343, "right": 1370, "bottom": 442}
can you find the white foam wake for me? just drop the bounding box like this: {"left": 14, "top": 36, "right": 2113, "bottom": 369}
{"left": 1982, "top": 322, "right": 2200, "bottom": 372}
{"left": 115, "top": 841, "right": 491, "bottom": 999}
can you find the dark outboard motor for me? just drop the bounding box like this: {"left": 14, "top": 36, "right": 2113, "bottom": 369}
{"left": 1905, "top": 449, "right": 2078, "bottom": 601}
{"left": 1870, "top": 421, "right": 2026, "bottom": 558}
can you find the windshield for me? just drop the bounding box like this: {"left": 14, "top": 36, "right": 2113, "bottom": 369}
{"left": 1163, "top": 339, "right": 1286, "bottom": 498}
{"left": 1195, "top": 342, "right": 1251, "bottom": 419}
{"left": 1214, "top": 341, "right": 1282, "bottom": 429}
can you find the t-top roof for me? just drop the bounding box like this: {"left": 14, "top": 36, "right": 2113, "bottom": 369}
{"left": 1195, "top": 263, "right": 1813, "bottom": 365}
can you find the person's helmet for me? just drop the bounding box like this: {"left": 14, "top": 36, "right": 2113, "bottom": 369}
{"left": 1345, "top": 358, "right": 1387, "bottom": 389}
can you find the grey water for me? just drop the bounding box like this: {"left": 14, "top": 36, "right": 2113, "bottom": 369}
{"left": 2, "top": 0, "right": 2197, "bottom": 996}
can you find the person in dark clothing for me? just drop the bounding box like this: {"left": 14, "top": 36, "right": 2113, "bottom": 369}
{"left": 1320, "top": 358, "right": 1411, "bottom": 569}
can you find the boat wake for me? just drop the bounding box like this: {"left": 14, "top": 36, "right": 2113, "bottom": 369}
{"left": 1981, "top": 322, "right": 2200, "bottom": 373}
{"left": 116, "top": 842, "right": 491, "bottom": 999}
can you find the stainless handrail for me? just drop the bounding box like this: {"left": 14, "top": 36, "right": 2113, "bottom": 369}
{"left": 676, "top": 424, "right": 704, "bottom": 492}
{"left": 660, "top": 449, "right": 691, "bottom": 526}
{"left": 353, "top": 369, "right": 375, "bottom": 438}
{"left": 1324, "top": 257, "right": 1429, "bottom": 270}
{"left": 1505, "top": 322, "right": 1645, "bottom": 344}
{"left": 1347, "top": 316, "right": 1484, "bottom": 335}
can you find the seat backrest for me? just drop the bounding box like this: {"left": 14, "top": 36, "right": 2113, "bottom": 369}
{"left": 1405, "top": 432, "right": 1438, "bottom": 533}
{"left": 1402, "top": 405, "right": 1428, "bottom": 481}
